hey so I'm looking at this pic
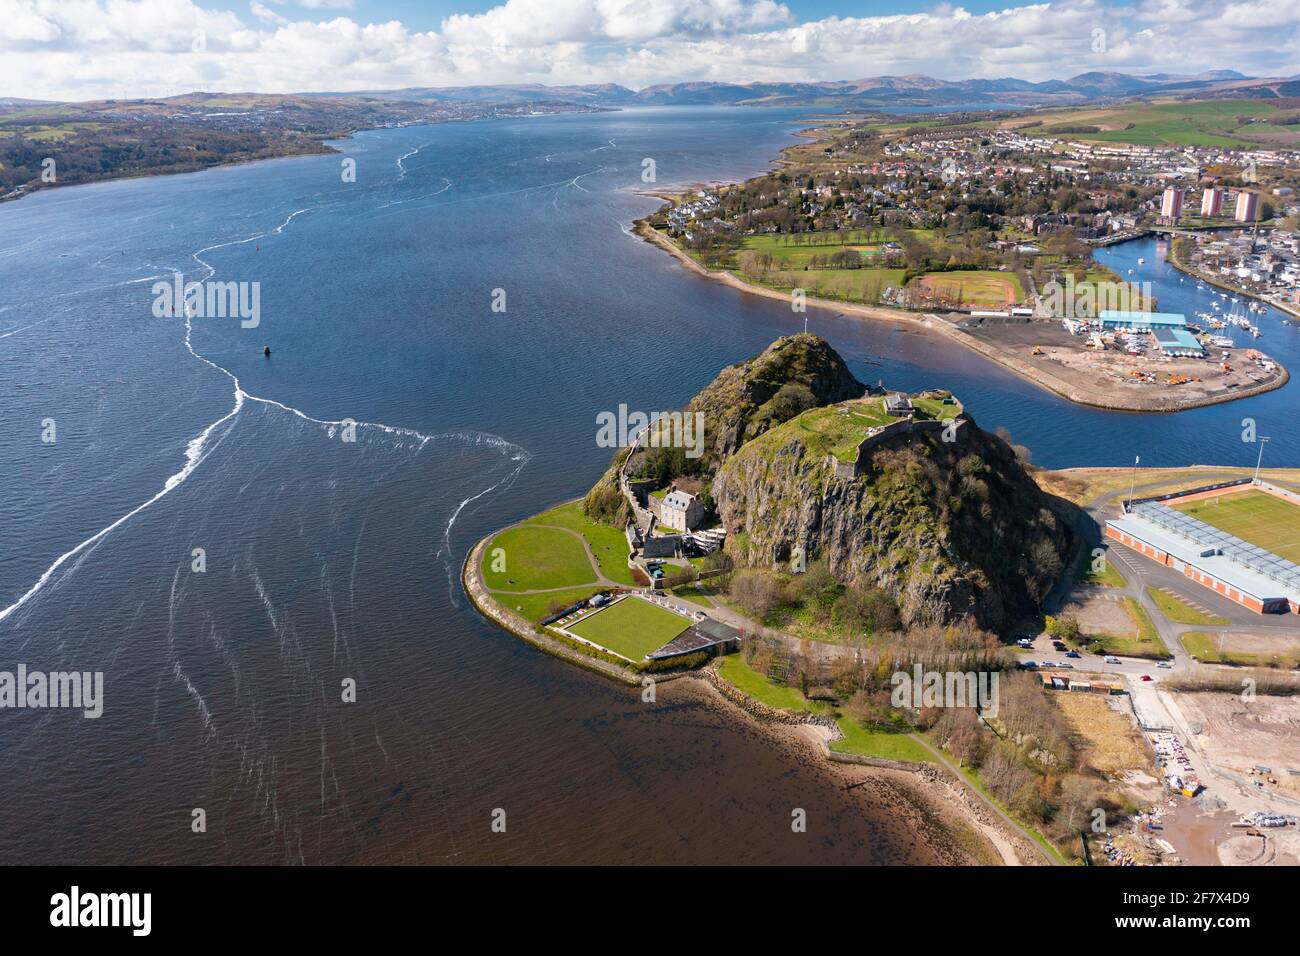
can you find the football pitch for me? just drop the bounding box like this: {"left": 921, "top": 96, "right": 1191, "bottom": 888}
{"left": 566, "top": 597, "right": 692, "bottom": 661}
{"left": 1172, "top": 490, "right": 1300, "bottom": 564}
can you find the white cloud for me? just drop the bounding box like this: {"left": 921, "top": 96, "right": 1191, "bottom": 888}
{"left": 0, "top": 0, "right": 1295, "bottom": 101}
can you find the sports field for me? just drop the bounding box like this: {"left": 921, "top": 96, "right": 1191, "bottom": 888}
{"left": 566, "top": 597, "right": 692, "bottom": 661}
{"left": 909, "top": 270, "right": 1023, "bottom": 308}
{"left": 1172, "top": 490, "right": 1300, "bottom": 564}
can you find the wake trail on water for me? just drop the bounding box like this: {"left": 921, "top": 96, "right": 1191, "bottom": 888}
{"left": 1, "top": 193, "right": 531, "bottom": 628}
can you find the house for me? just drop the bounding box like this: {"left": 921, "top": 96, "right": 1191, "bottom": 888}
{"left": 661, "top": 490, "right": 704, "bottom": 532}
{"left": 884, "top": 393, "right": 914, "bottom": 417}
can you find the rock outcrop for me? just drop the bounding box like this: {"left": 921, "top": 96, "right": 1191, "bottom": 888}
{"left": 712, "top": 407, "right": 1070, "bottom": 631}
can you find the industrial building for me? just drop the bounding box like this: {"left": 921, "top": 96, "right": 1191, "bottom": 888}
{"left": 1152, "top": 327, "right": 1205, "bottom": 357}
{"left": 1106, "top": 493, "right": 1300, "bottom": 615}
{"left": 1098, "top": 310, "right": 1188, "bottom": 332}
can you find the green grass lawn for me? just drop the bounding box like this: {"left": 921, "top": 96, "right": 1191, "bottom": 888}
{"left": 497, "top": 587, "right": 603, "bottom": 624}
{"left": 671, "top": 585, "right": 714, "bottom": 607}
{"left": 715, "top": 655, "right": 832, "bottom": 712}
{"left": 522, "top": 500, "right": 637, "bottom": 586}
{"left": 747, "top": 396, "right": 894, "bottom": 462}
{"left": 1026, "top": 100, "right": 1286, "bottom": 149}
{"left": 1172, "top": 490, "right": 1300, "bottom": 563}
{"left": 566, "top": 596, "right": 691, "bottom": 661}
{"left": 745, "top": 266, "right": 906, "bottom": 305}
{"left": 481, "top": 525, "right": 596, "bottom": 591}
{"left": 830, "top": 718, "right": 934, "bottom": 763}
{"left": 1146, "top": 587, "right": 1228, "bottom": 627}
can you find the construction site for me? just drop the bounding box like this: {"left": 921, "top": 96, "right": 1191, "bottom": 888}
{"left": 956, "top": 312, "right": 1287, "bottom": 411}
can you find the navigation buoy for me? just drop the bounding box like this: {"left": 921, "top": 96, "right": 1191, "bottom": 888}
{"left": 263, "top": 345, "right": 271, "bottom": 356}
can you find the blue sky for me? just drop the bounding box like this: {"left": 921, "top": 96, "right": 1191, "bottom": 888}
{"left": 2, "top": 0, "right": 1295, "bottom": 101}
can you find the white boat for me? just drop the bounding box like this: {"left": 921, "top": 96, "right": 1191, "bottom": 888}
{"left": 1210, "top": 336, "right": 1234, "bottom": 348}
{"left": 1138, "top": 257, "right": 1146, "bottom": 264}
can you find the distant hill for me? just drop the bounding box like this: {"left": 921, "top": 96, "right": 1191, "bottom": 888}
{"left": 314, "top": 70, "right": 1269, "bottom": 111}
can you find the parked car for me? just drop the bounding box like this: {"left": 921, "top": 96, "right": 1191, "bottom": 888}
{"left": 1020, "top": 660, "right": 1038, "bottom": 669}
{"left": 1157, "top": 661, "right": 1172, "bottom": 669}
{"left": 1104, "top": 655, "right": 1121, "bottom": 664}
{"left": 1016, "top": 638, "right": 1034, "bottom": 648}
{"left": 1140, "top": 674, "right": 1153, "bottom": 682}
{"left": 1066, "top": 651, "right": 1081, "bottom": 659}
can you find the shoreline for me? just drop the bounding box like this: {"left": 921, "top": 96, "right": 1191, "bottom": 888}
{"left": 1, "top": 107, "right": 608, "bottom": 208}
{"left": 689, "top": 661, "right": 1039, "bottom": 865}
{"left": 634, "top": 219, "right": 1291, "bottom": 413}
{"left": 461, "top": 530, "right": 644, "bottom": 686}
{"left": 463, "top": 507, "right": 1042, "bottom": 866}
{"left": 1166, "top": 241, "right": 1300, "bottom": 321}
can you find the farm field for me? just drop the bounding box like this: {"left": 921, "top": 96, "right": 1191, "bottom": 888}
{"left": 566, "top": 596, "right": 692, "bottom": 661}
{"left": 1006, "top": 100, "right": 1298, "bottom": 149}
{"left": 1172, "top": 490, "right": 1300, "bottom": 564}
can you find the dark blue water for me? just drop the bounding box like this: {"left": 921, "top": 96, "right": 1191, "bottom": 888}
{"left": 0, "top": 107, "right": 1295, "bottom": 864}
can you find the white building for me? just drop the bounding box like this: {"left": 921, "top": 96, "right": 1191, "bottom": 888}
{"left": 661, "top": 490, "right": 705, "bottom": 532}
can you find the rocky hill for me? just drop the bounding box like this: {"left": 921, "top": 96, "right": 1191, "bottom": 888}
{"left": 712, "top": 395, "right": 1070, "bottom": 631}
{"left": 586, "top": 334, "right": 1070, "bottom": 631}
{"left": 582, "top": 334, "right": 864, "bottom": 523}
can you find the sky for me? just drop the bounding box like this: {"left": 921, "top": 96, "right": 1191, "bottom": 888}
{"left": 1, "top": 0, "right": 1297, "bottom": 101}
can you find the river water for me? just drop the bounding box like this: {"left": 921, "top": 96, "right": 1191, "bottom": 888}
{"left": 0, "top": 107, "right": 1294, "bottom": 864}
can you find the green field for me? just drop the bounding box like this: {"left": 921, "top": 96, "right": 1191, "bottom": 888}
{"left": 748, "top": 266, "right": 907, "bottom": 305}
{"left": 830, "top": 718, "right": 934, "bottom": 763}
{"left": 566, "top": 597, "right": 691, "bottom": 661}
{"left": 522, "top": 501, "right": 637, "bottom": 586}
{"left": 1021, "top": 100, "right": 1293, "bottom": 149}
{"left": 715, "top": 655, "right": 830, "bottom": 712}
{"left": 1173, "top": 490, "right": 1300, "bottom": 563}
{"left": 480, "top": 525, "right": 596, "bottom": 591}
{"left": 497, "top": 586, "right": 603, "bottom": 624}
{"left": 741, "top": 393, "right": 961, "bottom": 464}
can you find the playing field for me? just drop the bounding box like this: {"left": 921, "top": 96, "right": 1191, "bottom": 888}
{"left": 1173, "top": 490, "right": 1300, "bottom": 564}
{"left": 910, "top": 270, "right": 1023, "bottom": 308}
{"left": 566, "top": 597, "right": 692, "bottom": 661}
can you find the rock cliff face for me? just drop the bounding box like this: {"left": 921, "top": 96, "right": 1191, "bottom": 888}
{"left": 712, "top": 405, "right": 1070, "bottom": 632}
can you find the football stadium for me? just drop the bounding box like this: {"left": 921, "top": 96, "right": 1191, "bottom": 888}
{"left": 1106, "top": 479, "right": 1300, "bottom": 615}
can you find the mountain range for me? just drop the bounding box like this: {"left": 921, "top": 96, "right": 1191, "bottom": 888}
{"left": 315, "top": 69, "right": 1287, "bottom": 110}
